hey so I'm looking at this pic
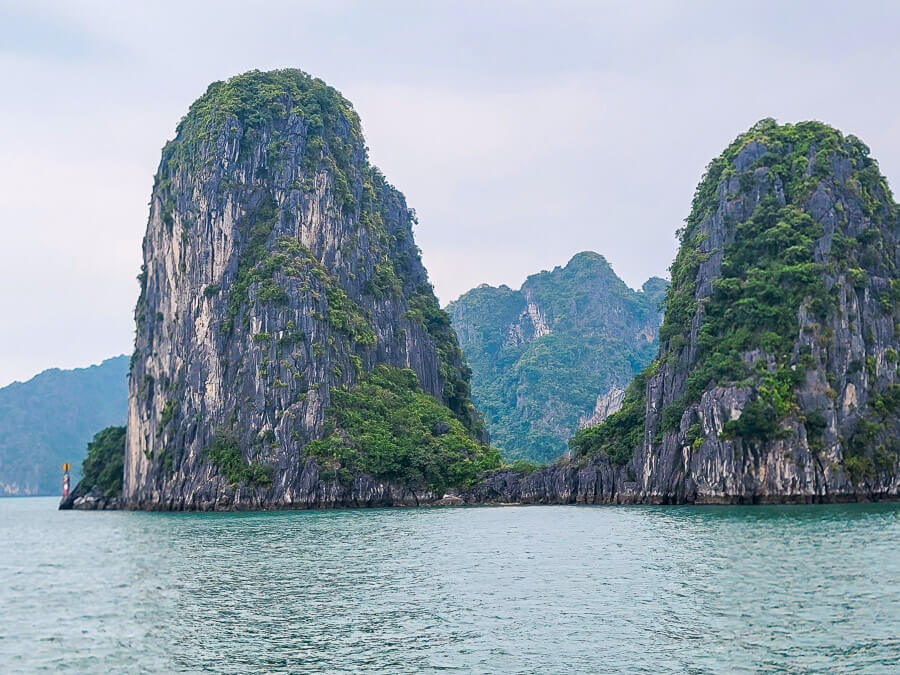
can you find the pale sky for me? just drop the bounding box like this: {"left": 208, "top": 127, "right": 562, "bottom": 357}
{"left": 2, "top": 0, "right": 899, "bottom": 387}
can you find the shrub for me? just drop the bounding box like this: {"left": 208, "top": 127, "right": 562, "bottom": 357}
{"left": 304, "top": 365, "right": 499, "bottom": 494}
{"left": 848, "top": 267, "right": 867, "bottom": 288}
{"left": 866, "top": 356, "right": 877, "bottom": 380}
{"left": 78, "top": 426, "right": 127, "bottom": 498}
{"left": 685, "top": 423, "right": 703, "bottom": 447}
{"left": 325, "top": 285, "right": 376, "bottom": 345}
{"left": 206, "top": 429, "right": 272, "bottom": 487}
{"left": 660, "top": 402, "right": 685, "bottom": 433}
{"left": 505, "top": 460, "right": 542, "bottom": 474}
{"left": 157, "top": 400, "right": 177, "bottom": 436}
{"left": 722, "top": 398, "right": 778, "bottom": 440}
{"left": 844, "top": 456, "right": 875, "bottom": 483}
{"left": 366, "top": 258, "right": 402, "bottom": 298}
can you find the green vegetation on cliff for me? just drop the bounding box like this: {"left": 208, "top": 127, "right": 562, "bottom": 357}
{"left": 662, "top": 120, "right": 897, "bottom": 437}
{"left": 305, "top": 365, "right": 500, "bottom": 494}
{"left": 575, "top": 119, "right": 900, "bottom": 474}
{"left": 78, "top": 426, "right": 126, "bottom": 499}
{"left": 449, "top": 252, "right": 665, "bottom": 463}
{"left": 160, "top": 68, "right": 360, "bottom": 207}
{"left": 206, "top": 429, "right": 272, "bottom": 487}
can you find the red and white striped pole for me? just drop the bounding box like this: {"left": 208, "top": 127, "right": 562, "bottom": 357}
{"left": 62, "top": 462, "right": 71, "bottom": 498}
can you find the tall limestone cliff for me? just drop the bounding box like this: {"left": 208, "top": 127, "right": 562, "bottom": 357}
{"left": 120, "top": 70, "right": 494, "bottom": 510}
{"left": 447, "top": 252, "right": 666, "bottom": 463}
{"left": 464, "top": 120, "right": 900, "bottom": 504}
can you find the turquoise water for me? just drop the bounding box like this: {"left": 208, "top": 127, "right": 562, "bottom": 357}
{"left": 2, "top": 498, "right": 898, "bottom": 673}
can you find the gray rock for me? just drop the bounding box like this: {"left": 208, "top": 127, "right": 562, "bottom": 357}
{"left": 580, "top": 387, "right": 626, "bottom": 428}
{"left": 108, "top": 70, "right": 481, "bottom": 511}
{"left": 463, "top": 123, "right": 900, "bottom": 505}
{"left": 60, "top": 485, "right": 120, "bottom": 510}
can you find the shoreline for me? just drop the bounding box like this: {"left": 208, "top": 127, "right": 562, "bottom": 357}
{"left": 60, "top": 491, "right": 900, "bottom": 512}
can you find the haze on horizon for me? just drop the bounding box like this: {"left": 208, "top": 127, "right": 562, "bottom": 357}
{"left": 1, "top": 0, "right": 899, "bottom": 387}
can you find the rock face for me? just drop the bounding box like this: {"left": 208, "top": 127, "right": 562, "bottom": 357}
{"left": 447, "top": 252, "right": 666, "bottom": 463}
{"left": 120, "top": 70, "right": 487, "bottom": 510}
{"left": 580, "top": 386, "right": 626, "bottom": 429}
{"left": 465, "top": 120, "right": 900, "bottom": 504}
{"left": 59, "top": 485, "right": 122, "bottom": 510}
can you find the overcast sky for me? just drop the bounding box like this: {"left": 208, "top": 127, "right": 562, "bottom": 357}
{"left": 1, "top": 1, "right": 899, "bottom": 386}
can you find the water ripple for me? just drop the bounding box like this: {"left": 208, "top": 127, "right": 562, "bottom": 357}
{"left": 2, "top": 500, "right": 899, "bottom": 672}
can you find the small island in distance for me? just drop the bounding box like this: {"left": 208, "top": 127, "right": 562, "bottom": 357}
{"left": 61, "top": 69, "right": 900, "bottom": 510}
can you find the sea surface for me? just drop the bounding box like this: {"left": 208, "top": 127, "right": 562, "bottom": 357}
{"left": 2, "top": 498, "right": 898, "bottom": 673}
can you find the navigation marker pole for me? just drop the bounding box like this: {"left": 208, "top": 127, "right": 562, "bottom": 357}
{"left": 62, "top": 462, "right": 71, "bottom": 498}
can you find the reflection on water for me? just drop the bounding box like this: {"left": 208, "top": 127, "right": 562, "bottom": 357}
{"left": 2, "top": 499, "right": 898, "bottom": 672}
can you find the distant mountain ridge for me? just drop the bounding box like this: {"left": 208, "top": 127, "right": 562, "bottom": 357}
{"left": 0, "top": 356, "right": 128, "bottom": 495}
{"left": 448, "top": 252, "right": 667, "bottom": 463}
